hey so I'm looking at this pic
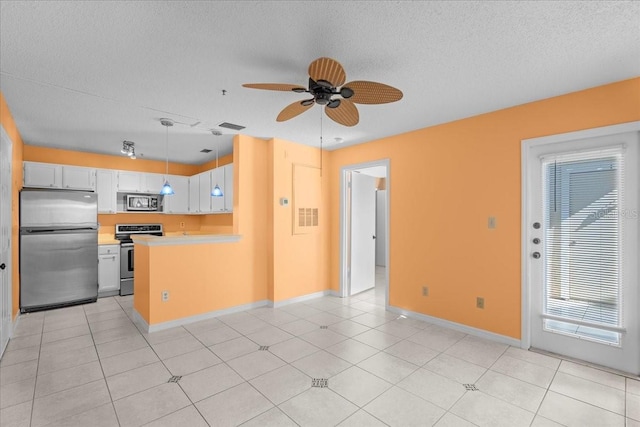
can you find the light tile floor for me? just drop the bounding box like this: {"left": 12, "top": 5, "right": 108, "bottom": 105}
{"left": 1, "top": 272, "right": 639, "bottom": 426}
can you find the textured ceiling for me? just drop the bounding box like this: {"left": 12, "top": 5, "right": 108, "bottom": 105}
{"left": 1, "top": 1, "right": 638, "bottom": 165}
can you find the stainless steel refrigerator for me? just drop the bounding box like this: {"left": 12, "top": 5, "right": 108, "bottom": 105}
{"left": 20, "top": 190, "right": 98, "bottom": 312}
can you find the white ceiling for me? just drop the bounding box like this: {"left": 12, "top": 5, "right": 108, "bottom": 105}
{"left": 1, "top": 1, "right": 638, "bottom": 165}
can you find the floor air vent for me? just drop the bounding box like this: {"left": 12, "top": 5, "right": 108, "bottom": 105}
{"left": 463, "top": 384, "right": 478, "bottom": 391}
{"left": 168, "top": 376, "right": 182, "bottom": 383}
{"left": 259, "top": 346, "right": 269, "bottom": 351}
{"left": 311, "top": 378, "right": 328, "bottom": 388}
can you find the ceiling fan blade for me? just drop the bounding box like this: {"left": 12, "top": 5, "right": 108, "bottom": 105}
{"left": 308, "top": 57, "right": 346, "bottom": 87}
{"left": 341, "top": 80, "right": 403, "bottom": 104}
{"left": 242, "top": 83, "right": 307, "bottom": 92}
{"left": 276, "top": 100, "right": 314, "bottom": 122}
{"left": 325, "top": 99, "right": 359, "bottom": 127}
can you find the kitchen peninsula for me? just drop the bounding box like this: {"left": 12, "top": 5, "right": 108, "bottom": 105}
{"left": 131, "top": 233, "right": 246, "bottom": 332}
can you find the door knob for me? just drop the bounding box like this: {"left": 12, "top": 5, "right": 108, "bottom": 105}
{"left": 532, "top": 252, "right": 541, "bottom": 259}
{"left": 0, "top": 263, "right": 5, "bottom": 270}
{"left": 372, "top": 235, "right": 376, "bottom": 239}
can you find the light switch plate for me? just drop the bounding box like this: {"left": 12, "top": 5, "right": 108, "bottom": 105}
{"left": 280, "top": 197, "right": 289, "bottom": 206}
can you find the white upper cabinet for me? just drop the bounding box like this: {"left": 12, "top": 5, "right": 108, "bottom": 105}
{"left": 223, "top": 164, "right": 234, "bottom": 212}
{"left": 61, "top": 165, "right": 96, "bottom": 191}
{"left": 23, "top": 162, "right": 62, "bottom": 188}
{"left": 23, "top": 162, "right": 96, "bottom": 191}
{"left": 210, "top": 167, "right": 225, "bottom": 213}
{"left": 143, "top": 173, "right": 165, "bottom": 194}
{"left": 96, "top": 169, "right": 117, "bottom": 214}
{"left": 198, "top": 171, "right": 213, "bottom": 213}
{"left": 117, "top": 171, "right": 165, "bottom": 194}
{"left": 188, "top": 175, "right": 200, "bottom": 214}
{"left": 116, "top": 171, "right": 143, "bottom": 192}
{"left": 164, "top": 175, "right": 189, "bottom": 214}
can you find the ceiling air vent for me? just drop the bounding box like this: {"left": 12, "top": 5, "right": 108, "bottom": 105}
{"left": 200, "top": 149, "right": 212, "bottom": 153}
{"left": 218, "top": 122, "right": 245, "bottom": 131}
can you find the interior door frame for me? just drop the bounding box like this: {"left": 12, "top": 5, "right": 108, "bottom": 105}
{"left": 520, "top": 121, "right": 640, "bottom": 350}
{"left": 340, "top": 159, "right": 390, "bottom": 307}
{"left": 0, "top": 124, "right": 13, "bottom": 357}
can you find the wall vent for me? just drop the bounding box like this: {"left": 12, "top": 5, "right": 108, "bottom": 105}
{"left": 218, "top": 122, "right": 246, "bottom": 131}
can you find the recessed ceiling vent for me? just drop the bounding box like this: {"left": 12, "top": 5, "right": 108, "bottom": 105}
{"left": 200, "top": 149, "right": 212, "bottom": 153}
{"left": 218, "top": 122, "right": 245, "bottom": 131}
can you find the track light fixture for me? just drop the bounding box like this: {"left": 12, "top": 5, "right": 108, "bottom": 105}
{"left": 121, "top": 140, "right": 136, "bottom": 159}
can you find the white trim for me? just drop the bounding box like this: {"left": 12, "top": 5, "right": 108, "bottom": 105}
{"left": 270, "top": 290, "right": 332, "bottom": 308}
{"left": 339, "top": 159, "right": 390, "bottom": 309}
{"left": 521, "top": 121, "right": 640, "bottom": 351}
{"left": 387, "top": 305, "right": 521, "bottom": 348}
{"left": 133, "top": 299, "right": 270, "bottom": 333}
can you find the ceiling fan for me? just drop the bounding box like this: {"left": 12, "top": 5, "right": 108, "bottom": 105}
{"left": 242, "top": 57, "right": 403, "bottom": 127}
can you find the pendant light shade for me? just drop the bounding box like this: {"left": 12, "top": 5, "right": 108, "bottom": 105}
{"left": 160, "top": 119, "right": 174, "bottom": 196}
{"left": 211, "top": 131, "right": 224, "bottom": 197}
{"left": 211, "top": 184, "right": 223, "bottom": 197}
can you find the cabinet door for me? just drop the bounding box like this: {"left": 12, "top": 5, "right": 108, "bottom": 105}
{"left": 117, "top": 171, "right": 143, "bottom": 192}
{"left": 198, "top": 171, "right": 212, "bottom": 213}
{"left": 164, "top": 175, "right": 189, "bottom": 214}
{"left": 23, "top": 162, "right": 62, "bottom": 188}
{"left": 62, "top": 166, "right": 96, "bottom": 191}
{"left": 223, "top": 164, "right": 233, "bottom": 212}
{"left": 96, "top": 169, "right": 117, "bottom": 214}
{"left": 188, "top": 176, "right": 200, "bottom": 213}
{"left": 143, "top": 173, "right": 165, "bottom": 193}
{"left": 210, "top": 167, "right": 225, "bottom": 212}
{"left": 98, "top": 245, "right": 120, "bottom": 294}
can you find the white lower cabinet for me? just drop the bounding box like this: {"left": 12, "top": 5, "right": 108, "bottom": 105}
{"left": 98, "top": 245, "right": 120, "bottom": 296}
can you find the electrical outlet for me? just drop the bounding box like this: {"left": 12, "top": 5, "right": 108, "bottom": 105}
{"left": 476, "top": 297, "right": 484, "bottom": 309}
{"left": 179, "top": 221, "right": 185, "bottom": 229}
{"left": 422, "top": 286, "right": 429, "bottom": 296}
{"left": 161, "top": 291, "right": 170, "bottom": 302}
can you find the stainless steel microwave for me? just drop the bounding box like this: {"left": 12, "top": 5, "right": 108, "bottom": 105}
{"left": 126, "top": 194, "right": 159, "bottom": 211}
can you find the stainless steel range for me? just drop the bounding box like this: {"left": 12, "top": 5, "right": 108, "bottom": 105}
{"left": 115, "top": 224, "right": 163, "bottom": 296}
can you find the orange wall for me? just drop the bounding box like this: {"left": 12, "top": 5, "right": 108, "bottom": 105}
{"left": 0, "top": 92, "right": 24, "bottom": 319}
{"left": 329, "top": 77, "right": 640, "bottom": 339}
{"left": 23, "top": 145, "right": 198, "bottom": 176}
{"left": 269, "top": 138, "right": 331, "bottom": 302}
{"left": 135, "top": 135, "right": 270, "bottom": 324}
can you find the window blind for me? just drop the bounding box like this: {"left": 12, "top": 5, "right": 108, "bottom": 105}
{"left": 541, "top": 147, "right": 624, "bottom": 345}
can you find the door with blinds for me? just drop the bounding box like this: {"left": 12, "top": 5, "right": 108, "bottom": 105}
{"left": 526, "top": 130, "right": 639, "bottom": 375}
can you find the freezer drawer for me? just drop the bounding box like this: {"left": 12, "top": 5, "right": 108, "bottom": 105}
{"left": 20, "top": 230, "right": 98, "bottom": 311}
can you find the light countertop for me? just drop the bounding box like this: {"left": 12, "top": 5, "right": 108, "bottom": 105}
{"left": 132, "top": 233, "right": 242, "bottom": 246}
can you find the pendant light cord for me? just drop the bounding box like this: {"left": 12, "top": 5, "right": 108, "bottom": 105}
{"left": 165, "top": 124, "right": 169, "bottom": 176}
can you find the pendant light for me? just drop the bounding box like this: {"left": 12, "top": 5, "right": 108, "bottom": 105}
{"left": 211, "top": 130, "right": 223, "bottom": 197}
{"left": 160, "top": 119, "right": 175, "bottom": 195}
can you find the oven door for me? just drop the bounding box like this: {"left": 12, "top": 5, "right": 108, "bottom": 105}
{"left": 120, "top": 244, "right": 134, "bottom": 279}
{"left": 120, "top": 243, "right": 134, "bottom": 296}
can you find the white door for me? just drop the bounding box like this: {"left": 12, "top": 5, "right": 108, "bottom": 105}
{"left": 350, "top": 172, "right": 377, "bottom": 295}
{"left": 526, "top": 130, "right": 639, "bottom": 375}
{"left": 0, "top": 125, "right": 13, "bottom": 357}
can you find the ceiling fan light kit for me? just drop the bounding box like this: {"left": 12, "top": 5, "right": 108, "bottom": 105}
{"left": 243, "top": 57, "right": 403, "bottom": 127}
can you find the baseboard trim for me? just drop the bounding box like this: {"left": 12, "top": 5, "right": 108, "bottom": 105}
{"left": 133, "top": 300, "right": 271, "bottom": 333}
{"left": 387, "top": 305, "right": 521, "bottom": 347}
{"left": 270, "top": 290, "right": 332, "bottom": 308}
{"left": 133, "top": 290, "right": 346, "bottom": 333}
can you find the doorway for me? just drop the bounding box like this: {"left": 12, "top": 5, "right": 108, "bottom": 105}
{"left": 0, "top": 125, "right": 13, "bottom": 358}
{"left": 340, "top": 160, "right": 389, "bottom": 307}
{"left": 522, "top": 123, "right": 640, "bottom": 375}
